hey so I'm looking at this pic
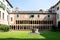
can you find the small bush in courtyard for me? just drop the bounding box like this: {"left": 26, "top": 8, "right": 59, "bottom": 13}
{"left": 0, "top": 25, "right": 10, "bottom": 32}
{"left": 31, "top": 27, "right": 35, "bottom": 33}
{"left": 51, "top": 25, "right": 57, "bottom": 32}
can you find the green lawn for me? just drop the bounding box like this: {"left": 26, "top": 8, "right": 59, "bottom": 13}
{"left": 0, "top": 31, "right": 60, "bottom": 40}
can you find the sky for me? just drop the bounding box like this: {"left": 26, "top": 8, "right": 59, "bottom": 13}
{"left": 9, "top": 0, "right": 59, "bottom": 11}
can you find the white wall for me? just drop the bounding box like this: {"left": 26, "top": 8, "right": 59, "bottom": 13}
{"left": 0, "top": 0, "right": 12, "bottom": 25}
{"left": 0, "top": 7, "right": 8, "bottom": 25}
{"left": 53, "top": 3, "right": 60, "bottom": 27}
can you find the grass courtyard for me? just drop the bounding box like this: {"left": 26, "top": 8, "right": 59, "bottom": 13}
{"left": 0, "top": 31, "right": 60, "bottom": 40}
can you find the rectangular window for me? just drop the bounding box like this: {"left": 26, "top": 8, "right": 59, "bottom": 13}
{"left": 3, "top": 13, "right": 4, "bottom": 20}
{"left": 57, "top": 7, "right": 59, "bottom": 10}
{"left": 0, "top": 11, "right": 1, "bottom": 19}
{"left": 11, "top": 17, "right": 13, "bottom": 21}
{"left": 56, "top": 14, "right": 59, "bottom": 19}
{"left": 48, "top": 14, "right": 51, "bottom": 20}
{"left": 7, "top": 15, "right": 8, "bottom": 21}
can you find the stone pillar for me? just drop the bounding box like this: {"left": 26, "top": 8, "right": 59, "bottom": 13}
{"left": 19, "top": 26, "right": 20, "bottom": 30}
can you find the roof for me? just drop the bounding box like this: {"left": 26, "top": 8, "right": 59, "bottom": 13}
{"left": 6, "top": 0, "right": 13, "bottom": 8}
{"left": 51, "top": 1, "right": 60, "bottom": 9}
{"left": 9, "top": 11, "right": 56, "bottom": 14}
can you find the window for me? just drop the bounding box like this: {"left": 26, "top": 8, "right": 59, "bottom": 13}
{"left": 16, "top": 20, "right": 18, "bottom": 24}
{"left": 15, "top": 20, "right": 53, "bottom": 24}
{"left": 38, "top": 14, "right": 40, "bottom": 18}
{"left": 24, "top": 27, "right": 26, "bottom": 29}
{"left": 7, "top": 15, "right": 8, "bottom": 21}
{"left": 30, "top": 20, "right": 32, "bottom": 24}
{"left": 3, "top": 13, "right": 4, "bottom": 20}
{"left": 30, "top": 14, "right": 34, "bottom": 18}
{"left": 57, "top": 7, "right": 59, "bottom": 10}
{"left": 18, "top": 21, "right": 19, "bottom": 24}
{"left": 48, "top": 14, "right": 51, "bottom": 20}
{"left": 57, "top": 14, "right": 59, "bottom": 19}
{"left": 48, "top": 14, "right": 50, "bottom": 18}
{"left": 16, "top": 14, "right": 19, "bottom": 18}
{"left": 11, "top": 17, "right": 13, "bottom": 21}
{"left": 0, "top": 11, "right": 1, "bottom": 19}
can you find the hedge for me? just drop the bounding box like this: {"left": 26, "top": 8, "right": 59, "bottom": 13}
{"left": 0, "top": 24, "right": 10, "bottom": 32}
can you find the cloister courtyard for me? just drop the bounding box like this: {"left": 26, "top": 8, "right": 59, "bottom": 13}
{"left": 0, "top": 31, "right": 60, "bottom": 40}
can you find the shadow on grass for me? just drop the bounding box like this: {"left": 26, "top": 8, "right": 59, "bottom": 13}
{"left": 40, "top": 31, "right": 60, "bottom": 40}
{"left": 0, "top": 38, "right": 45, "bottom": 40}
{"left": 0, "top": 37, "right": 60, "bottom": 40}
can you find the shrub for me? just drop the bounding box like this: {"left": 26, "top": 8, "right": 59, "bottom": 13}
{"left": 32, "top": 28, "right": 35, "bottom": 33}
{"left": 31, "top": 27, "right": 35, "bottom": 33}
{"left": 0, "top": 25, "right": 10, "bottom": 32}
{"left": 51, "top": 25, "right": 57, "bottom": 32}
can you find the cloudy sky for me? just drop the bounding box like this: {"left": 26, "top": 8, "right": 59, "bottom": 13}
{"left": 9, "top": 0, "right": 59, "bottom": 11}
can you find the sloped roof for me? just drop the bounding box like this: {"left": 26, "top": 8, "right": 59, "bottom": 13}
{"left": 51, "top": 1, "right": 60, "bottom": 8}
{"left": 6, "top": 0, "right": 13, "bottom": 8}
